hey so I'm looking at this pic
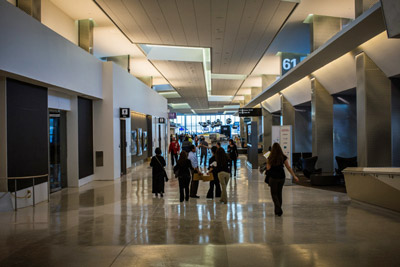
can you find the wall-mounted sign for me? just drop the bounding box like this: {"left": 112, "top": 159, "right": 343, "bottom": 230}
{"left": 243, "top": 117, "right": 251, "bottom": 123}
{"left": 281, "top": 52, "right": 308, "bottom": 75}
{"left": 158, "top": 117, "right": 166, "bottom": 124}
{"left": 168, "top": 112, "right": 177, "bottom": 119}
{"left": 239, "top": 108, "right": 262, "bottom": 117}
{"left": 120, "top": 108, "right": 130, "bottom": 118}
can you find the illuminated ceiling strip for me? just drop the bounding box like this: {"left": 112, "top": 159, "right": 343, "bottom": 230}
{"left": 211, "top": 73, "right": 248, "bottom": 80}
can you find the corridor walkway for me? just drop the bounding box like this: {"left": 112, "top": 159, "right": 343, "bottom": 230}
{"left": 1, "top": 157, "right": 399, "bottom": 266}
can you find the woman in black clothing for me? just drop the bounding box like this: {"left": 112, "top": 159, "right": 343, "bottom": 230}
{"left": 227, "top": 139, "right": 238, "bottom": 177}
{"left": 150, "top": 147, "right": 167, "bottom": 197}
{"left": 173, "top": 151, "right": 193, "bottom": 202}
{"left": 266, "top": 143, "right": 299, "bottom": 216}
{"left": 206, "top": 146, "right": 221, "bottom": 199}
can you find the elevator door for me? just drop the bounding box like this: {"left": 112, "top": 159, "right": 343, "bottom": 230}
{"left": 49, "top": 114, "right": 61, "bottom": 192}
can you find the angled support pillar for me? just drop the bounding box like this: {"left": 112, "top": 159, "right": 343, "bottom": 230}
{"left": 281, "top": 94, "right": 295, "bottom": 152}
{"left": 356, "top": 52, "right": 391, "bottom": 167}
{"left": 311, "top": 78, "right": 333, "bottom": 172}
{"left": 251, "top": 87, "right": 262, "bottom": 145}
{"left": 262, "top": 108, "right": 272, "bottom": 152}
{"left": 262, "top": 75, "right": 277, "bottom": 90}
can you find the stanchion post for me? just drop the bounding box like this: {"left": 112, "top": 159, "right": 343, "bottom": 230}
{"left": 14, "top": 179, "right": 17, "bottom": 211}
{"left": 32, "top": 178, "right": 35, "bottom": 207}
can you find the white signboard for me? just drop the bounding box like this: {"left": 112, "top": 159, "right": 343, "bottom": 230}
{"left": 271, "top": 126, "right": 281, "bottom": 144}
{"left": 280, "top": 125, "right": 292, "bottom": 184}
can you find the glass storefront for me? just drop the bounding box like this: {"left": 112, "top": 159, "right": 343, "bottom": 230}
{"left": 171, "top": 114, "right": 240, "bottom": 135}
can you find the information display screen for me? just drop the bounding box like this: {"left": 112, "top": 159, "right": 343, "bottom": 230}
{"left": 239, "top": 108, "right": 262, "bottom": 117}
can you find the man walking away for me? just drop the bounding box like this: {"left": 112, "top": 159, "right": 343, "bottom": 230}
{"left": 199, "top": 136, "right": 209, "bottom": 167}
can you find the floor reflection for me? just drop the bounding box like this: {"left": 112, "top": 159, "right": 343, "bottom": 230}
{"left": 0, "top": 156, "right": 399, "bottom": 266}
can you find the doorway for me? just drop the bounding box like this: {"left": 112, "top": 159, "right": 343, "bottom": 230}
{"left": 120, "top": 119, "right": 127, "bottom": 175}
{"left": 49, "top": 110, "right": 67, "bottom": 192}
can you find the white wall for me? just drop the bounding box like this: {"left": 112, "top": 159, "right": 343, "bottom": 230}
{"left": 48, "top": 89, "right": 71, "bottom": 110}
{"left": 41, "top": 0, "right": 78, "bottom": 45}
{"left": 0, "top": 1, "right": 102, "bottom": 99}
{"left": 94, "top": 62, "right": 168, "bottom": 181}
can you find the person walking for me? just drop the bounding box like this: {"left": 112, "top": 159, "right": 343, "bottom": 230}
{"left": 199, "top": 136, "right": 209, "bottom": 167}
{"left": 212, "top": 147, "right": 230, "bottom": 204}
{"left": 150, "top": 147, "right": 168, "bottom": 197}
{"left": 173, "top": 151, "right": 193, "bottom": 202}
{"left": 266, "top": 143, "right": 299, "bottom": 216}
{"left": 188, "top": 145, "right": 200, "bottom": 198}
{"left": 227, "top": 139, "right": 238, "bottom": 177}
{"left": 168, "top": 137, "right": 180, "bottom": 166}
{"left": 206, "top": 146, "right": 221, "bottom": 199}
{"left": 181, "top": 136, "right": 192, "bottom": 153}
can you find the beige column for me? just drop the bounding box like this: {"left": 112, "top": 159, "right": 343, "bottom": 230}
{"left": 104, "top": 55, "right": 131, "bottom": 73}
{"left": 78, "top": 19, "right": 94, "bottom": 54}
{"left": 308, "top": 15, "right": 348, "bottom": 52}
{"left": 262, "top": 75, "right": 277, "bottom": 90}
{"left": 17, "top": 0, "right": 41, "bottom": 21}
{"left": 356, "top": 52, "right": 391, "bottom": 167}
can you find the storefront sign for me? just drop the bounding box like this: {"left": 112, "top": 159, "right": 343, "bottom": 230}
{"left": 120, "top": 108, "right": 130, "bottom": 119}
{"left": 239, "top": 108, "right": 262, "bottom": 117}
{"left": 168, "top": 112, "right": 177, "bottom": 119}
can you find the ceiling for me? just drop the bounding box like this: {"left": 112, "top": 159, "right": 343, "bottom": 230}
{"left": 93, "top": 0, "right": 298, "bottom": 111}
{"left": 46, "top": 0, "right": 363, "bottom": 114}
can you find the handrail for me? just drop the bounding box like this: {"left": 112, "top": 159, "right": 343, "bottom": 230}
{"left": 5, "top": 174, "right": 49, "bottom": 180}
{"left": 3, "top": 174, "right": 49, "bottom": 211}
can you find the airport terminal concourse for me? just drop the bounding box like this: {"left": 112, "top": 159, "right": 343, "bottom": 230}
{"left": 0, "top": 0, "right": 399, "bottom": 266}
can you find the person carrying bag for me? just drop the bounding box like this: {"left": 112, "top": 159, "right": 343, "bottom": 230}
{"left": 150, "top": 147, "right": 168, "bottom": 198}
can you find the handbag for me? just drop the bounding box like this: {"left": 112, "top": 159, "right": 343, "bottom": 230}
{"left": 155, "top": 156, "right": 169, "bottom": 182}
{"left": 259, "top": 162, "right": 267, "bottom": 174}
{"left": 264, "top": 170, "right": 271, "bottom": 185}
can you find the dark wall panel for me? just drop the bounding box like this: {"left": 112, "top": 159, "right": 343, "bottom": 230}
{"left": 78, "top": 97, "right": 93, "bottom": 179}
{"left": 294, "top": 106, "right": 312, "bottom": 153}
{"left": 7, "top": 79, "right": 48, "bottom": 191}
{"left": 392, "top": 78, "right": 400, "bottom": 167}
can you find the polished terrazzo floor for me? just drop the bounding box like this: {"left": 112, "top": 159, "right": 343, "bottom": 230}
{"left": 1, "top": 156, "right": 400, "bottom": 267}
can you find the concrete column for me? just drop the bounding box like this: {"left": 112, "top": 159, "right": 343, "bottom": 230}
{"left": 67, "top": 96, "right": 79, "bottom": 187}
{"left": 103, "top": 55, "right": 131, "bottom": 73}
{"left": 356, "top": 52, "right": 391, "bottom": 167}
{"left": 262, "top": 75, "right": 277, "bottom": 90}
{"left": 262, "top": 108, "right": 272, "bottom": 152}
{"left": 138, "top": 76, "right": 153, "bottom": 88}
{"left": 380, "top": 0, "right": 400, "bottom": 38}
{"left": 251, "top": 87, "right": 262, "bottom": 145}
{"left": 311, "top": 78, "right": 333, "bottom": 172}
{"left": 281, "top": 95, "right": 295, "bottom": 152}
{"left": 17, "top": 0, "right": 41, "bottom": 21}
{"left": 355, "top": 0, "right": 379, "bottom": 18}
{"left": 78, "top": 19, "right": 94, "bottom": 54}
{"left": 309, "top": 15, "right": 343, "bottom": 52}
{"left": 0, "top": 77, "right": 7, "bottom": 191}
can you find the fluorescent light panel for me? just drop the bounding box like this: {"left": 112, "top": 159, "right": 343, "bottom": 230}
{"left": 208, "top": 95, "right": 234, "bottom": 102}
{"left": 168, "top": 103, "right": 191, "bottom": 109}
{"left": 211, "top": 73, "right": 247, "bottom": 80}
{"left": 159, "top": 91, "right": 181, "bottom": 98}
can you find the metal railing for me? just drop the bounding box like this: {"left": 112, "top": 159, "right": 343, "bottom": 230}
{"left": 4, "top": 174, "right": 49, "bottom": 211}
